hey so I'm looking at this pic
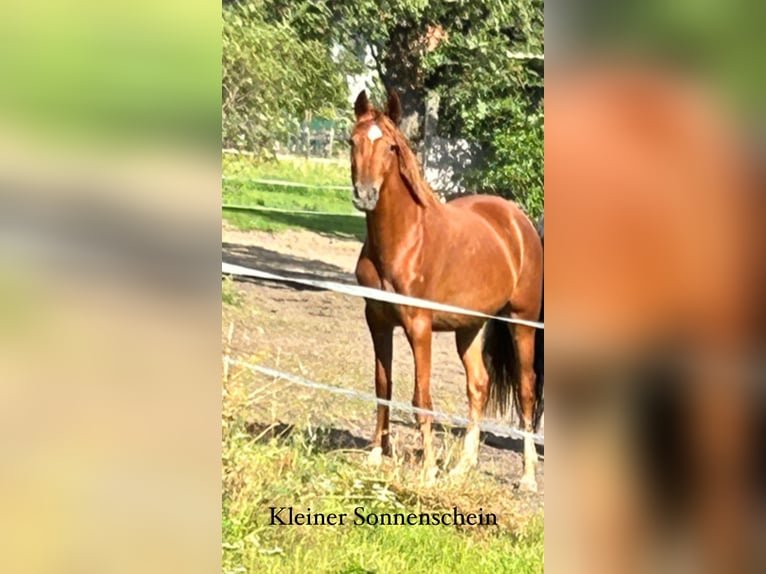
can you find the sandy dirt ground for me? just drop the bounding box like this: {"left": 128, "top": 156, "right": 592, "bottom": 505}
{"left": 222, "top": 224, "right": 544, "bottom": 506}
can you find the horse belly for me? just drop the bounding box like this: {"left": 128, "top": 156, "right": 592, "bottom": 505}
{"left": 363, "top": 301, "right": 487, "bottom": 332}
{"left": 431, "top": 310, "right": 486, "bottom": 332}
{"left": 430, "top": 250, "right": 516, "bottom": 323}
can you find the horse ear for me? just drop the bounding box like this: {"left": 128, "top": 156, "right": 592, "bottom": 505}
{"left": 384, "top": 90, "right": 402, "bottom": 124}
{"left": 354, "top": 90, "right": 371, "bottom": 119}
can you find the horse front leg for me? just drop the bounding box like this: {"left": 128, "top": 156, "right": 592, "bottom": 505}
{"left": 403, "top": 310, "right": 436, "bottom": 483}
{"left": 366, "top": 304, "right": 393, "bottom": 467}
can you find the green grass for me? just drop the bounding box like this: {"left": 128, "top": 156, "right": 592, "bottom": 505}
{"left": 223, "top": 154, "right": 351, "bottom": 187}
{"left": 222, "top": 364, "right": 544, "bottom": 574}
{"left": 222, "top": 179, "right": 354, "bottom": 213}
{"left": 222, "top": 427, "right": 543, "bottom": 574}
{"left": 223, "top": 209, "right": 367, "bottom": 241}
{"left": 222, "top": 154, "right": 366, "bottom": 238}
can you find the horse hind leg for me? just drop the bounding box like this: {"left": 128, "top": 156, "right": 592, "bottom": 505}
{"left": 451, "top": 326, "right": 488, "bottom": 476}
{"left": 513, "top": 322, "right": 540, "bottom": 492}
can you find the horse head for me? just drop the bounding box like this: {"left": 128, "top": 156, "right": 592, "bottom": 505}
{"left": 349, "top": 90, "right": 434, "bottom": 211}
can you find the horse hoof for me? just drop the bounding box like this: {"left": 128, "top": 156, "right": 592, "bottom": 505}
{"left": 368, "top": 447, "right": 383, "bottom": 467}
{"left": 518, "top": 474, "right": 538, "bottom": 493}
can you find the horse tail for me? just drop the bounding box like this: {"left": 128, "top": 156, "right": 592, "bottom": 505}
{"left": 483, "top": 217, "right": 545, "bottom": 430}
{"left": 533, "top": 216, "right": 544, "bottom": 429}
{"left": 482, "top": 317, "right": 544, "bottom": 431}
{"left": 483, "top": 318, "right": 519, "bottom": 420}
{"left": 533, "top": 300, "right": 544, "bottom": 430}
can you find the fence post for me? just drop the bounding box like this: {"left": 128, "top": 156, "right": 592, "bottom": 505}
{"left": 326, "top": 127, "right": 335, "bottom": 158}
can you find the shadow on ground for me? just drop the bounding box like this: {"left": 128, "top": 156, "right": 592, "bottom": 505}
{"left": 397, "top": 418, "right": 544, "bottom": 457}
{"left": 247, "top": 421, "right": 369, "bottom": 452}
{"left": 246, "top": 418, "right": 543, "bottom": 459}
{"left": 223, "top": 242, "right": 356, "bottom": 284}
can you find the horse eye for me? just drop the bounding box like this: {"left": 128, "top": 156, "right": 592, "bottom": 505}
{"left": 389, "top": 144, "right": 397, "bottom": 152}
{"left": 347, "top": 138, "right": 354, "bottom": 147}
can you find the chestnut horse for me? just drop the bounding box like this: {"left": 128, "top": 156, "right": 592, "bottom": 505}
{"left": 350, "top": 90, "right": 544, "bottom": 489}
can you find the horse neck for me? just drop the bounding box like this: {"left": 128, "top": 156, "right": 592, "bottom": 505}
{"left": 365, "top": 170, "right": 429, "bottom": 267}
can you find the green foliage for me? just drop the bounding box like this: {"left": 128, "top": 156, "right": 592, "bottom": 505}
{"left": 459, "top": 96, "right": 544, "bottom": 219}
{"left": 420, "top": 1, "right": 544, "bottom": 217}
{"left": 222, "top": 1, "right": 357, "bottom": 154}
{"left": 224, "top": 0, "right": 544, "bottom": 215}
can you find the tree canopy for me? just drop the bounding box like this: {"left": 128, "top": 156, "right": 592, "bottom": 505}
{"left": 222, "top": 1, "right": 358, "bottom": 154}
{"left": 222, "top": 0, "right": 544, "bottom": 217}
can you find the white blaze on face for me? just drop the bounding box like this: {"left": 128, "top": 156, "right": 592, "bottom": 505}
{"left": 367, "top": 124, "right": 383, "bottom": 143}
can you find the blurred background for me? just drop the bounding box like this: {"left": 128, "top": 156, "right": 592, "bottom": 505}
{"left": 0, "top": 1, "right": 221, "bottom": 573}
{"left": 545, "top": 0, "right": 765, "bottom": 573}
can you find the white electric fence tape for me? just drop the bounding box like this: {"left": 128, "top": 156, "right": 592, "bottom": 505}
{"left": 226, "top": 358, "right": 544, "bottom": 445}
{"left": 222, "top": 262, "right": 544, "bottom": 330}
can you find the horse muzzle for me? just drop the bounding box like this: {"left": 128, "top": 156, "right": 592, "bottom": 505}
{"left": 352, "top": 183, "right": 380, "bottom": 212}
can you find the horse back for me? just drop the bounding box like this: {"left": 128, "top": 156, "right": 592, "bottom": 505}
{"left": 445, "top": 194, "right": 541, "bottom": 270}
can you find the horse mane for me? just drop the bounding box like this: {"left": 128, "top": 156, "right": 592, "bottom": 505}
{"left": 377, "top": 114, "right": 440, "bottom": 208}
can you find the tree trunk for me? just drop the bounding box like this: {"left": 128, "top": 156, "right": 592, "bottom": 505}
{"left": 422, "top": 90, "right": 440, "bottom": 171}
{"left": 378, "top": 25, "right": 427, "bottom": 148}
